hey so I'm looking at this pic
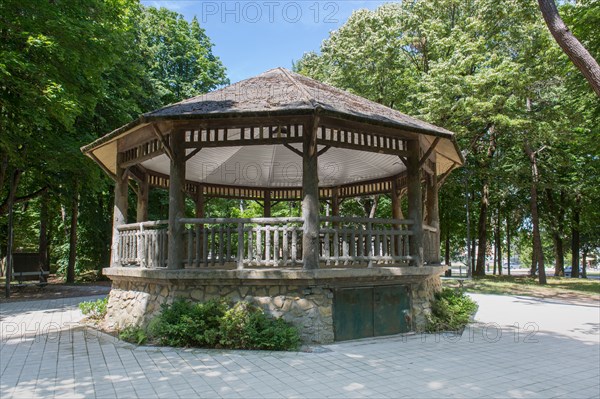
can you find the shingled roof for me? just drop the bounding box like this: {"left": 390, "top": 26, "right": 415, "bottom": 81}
{"left": 143, "top": 67, "right": 454, "bottom": 138}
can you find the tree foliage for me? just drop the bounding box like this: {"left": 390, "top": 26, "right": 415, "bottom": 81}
{"left": 0, "top": 1, "right": 228, "bottom": 277}
{"left": 295, "top": 0, "right": 600, "bottom": 281}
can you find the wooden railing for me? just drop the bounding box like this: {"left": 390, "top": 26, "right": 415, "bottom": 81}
{"left": 115, "top": 217, "right": 428, "bottom": 269}
{"left": 423, "top": 224, "right": 440, "bottom": 264}
{"left": 117, "top": 221, "right": 168, "bottom": 267}
{"left": 180, "top": 217, "right": 304, "bottom": 268}
{"left": 319, "top": 217, "right": 413, "bottom": 266}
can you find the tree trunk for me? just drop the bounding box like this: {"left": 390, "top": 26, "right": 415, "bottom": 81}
{"left": 39, "top": 192, "right": 49, "bottom": 282}
{"left": 0, "top": 152, "right": 8, "bottom": 197}
{"left": 444, "top": 226, "right": 450, "bottom": 266}
{"left": 581, "top": 249, "right": 587, "bottom": 279}
{"left": 495, "top": 209, "right": 502, "bottom": 276}
{"left": 525, "top": 143, "right": 547, "bottom": 284}
{"left": 571, "top": 199, "right": 580, "bottom": 278}
{"left": 471, "top": 238, "right": 476, "bottom": 275}
{"left": 552, "top": 232, "right": 564, "bottom": 276}
{"left": 506, "top": 214, "right": 511, "bottom": 276}
{"left": 546, "top": 188, "right": 565, "bottom": 276}
{"left": 67, "top": 189, "right": 78, "bottom": 284}
{"left": 475, "top": 128, "right": 497, "bottom": 276}
{"left": 369, "top": 195, "right": 379, "bottom": 218}
{"left": 537, "top": 0, "right": 600, "bottom": 97}
{"left": 4, "top": 170, "right": 20, "bottom": 298}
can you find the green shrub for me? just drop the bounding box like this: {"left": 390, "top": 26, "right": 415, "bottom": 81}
{"left": 79, "top": 297, "right": 108, "bottom": 320}
{"left": 150, "top": 299, "right": 227, "bottom": 347}
{"left": 426, "top": 288, "right": 478, "bottom": 332}
{"left": 219, "top": 302, "right": 301, "bottom": 350}
{"left": 119, "top": 326, "right": 148, "bottom": 345}
{"left": 150, "top": 299, "right": 300, "bottom": 351}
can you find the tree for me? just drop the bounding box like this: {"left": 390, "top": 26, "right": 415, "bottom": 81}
{"left": 295, "top": 0, "right": 599, "bottom": 284}
{"left": 0, "top": 1, "right": 229, "bottom": 284}
{"left": 537, "top": 0, "right": 600, "bottom": 97}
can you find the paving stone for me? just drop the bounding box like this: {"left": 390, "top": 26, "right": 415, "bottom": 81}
{"left": 1, "top": 294, "right": 599, "bottom": 398}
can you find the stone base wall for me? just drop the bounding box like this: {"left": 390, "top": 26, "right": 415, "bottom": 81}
{"left": 410, "top": 275, "right": 443, "bottom": 330}
{"left": 103, "top": 266, "right": 446, "bottom": 344}
{"left": 105, "top": 279, "right": 334, "bottom": 344}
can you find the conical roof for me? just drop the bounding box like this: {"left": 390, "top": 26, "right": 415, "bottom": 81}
{"left": 142, "top": 67, "right": 454, "bottom": 138}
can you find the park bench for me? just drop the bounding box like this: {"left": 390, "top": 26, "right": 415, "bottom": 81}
{"left": 11, "top": 252, "right": 49, "bottom": 287}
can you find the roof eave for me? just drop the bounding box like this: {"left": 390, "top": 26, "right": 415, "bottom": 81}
{"left": 81, "top": 107, "right": 463, "bottom": 163}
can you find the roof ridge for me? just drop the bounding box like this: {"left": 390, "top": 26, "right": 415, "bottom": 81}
{"left": 278, "top": 67, "right": 317, "bottom": 109}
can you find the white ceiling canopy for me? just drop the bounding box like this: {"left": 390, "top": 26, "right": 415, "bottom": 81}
{"left": 142, "top": 144, "right": 404, "bottom": 188}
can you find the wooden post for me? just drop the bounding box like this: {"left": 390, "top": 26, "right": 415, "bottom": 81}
{"left": 426, "top": 160, "right": 440, "bottom": 264}
{"left": 331, "top": 186, "right": 340, "bottom": 229}
{"left": 391, "top": 177, "right": 404, "bottom": 257}
{"left": 264, "top": 189, "right": 271, "bottom": 217}
{"left": 111, "top": 154, "right": 128, "bottom": 267}
{"left": 168, "top": 130, "right": 186, "bottom": 270}
{"left": 195, "top": 185, "right": 205, "bottom": 261}
{"left": 136, "top": 172, "right": 149, "bottom": 223}
{"left": 302, "top": 117, "right": 320, "bottom": 269}
{"left": 407, "top": 140, "right": 423, "bottom": 267}
{"left": 195, "top": 186, "right": 205, "bottom": 218}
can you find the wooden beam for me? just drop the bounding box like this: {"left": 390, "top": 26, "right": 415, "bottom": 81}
{"left": 111, "top": 153, "right": 128, "bottom": 267}
{"left": 167, "top": 130, "right": 186, "bottom": 269}
{"left": 422, "top": 162, "right": 435, "bottom": 176}
{"left": 283, "top": 143, "right": 303, "bottom": 157}
{"left": 195, "top": 186, "right": 205, "bottom": 218}
{"left": 185, "top": 147, "right": 202, "bottom": 161}
{"left": 406, "top": 140, "right": 423, "bottom": 267}
{"left": 264, "top": 189, "right": 271, "bottom": 217}
{"left": 317, "top": 145, "right": 331, "bottom": 157}
{"left": 318, "top": 115, "right": 418, "bottom": 140}
{"left": 184, "top": 136, "right": 304, "bottom": 149}
{"left": 418, "top": 137, "right": 441, "bottom": 169}
{"left": 152, "top": 124, "right": 175, "bottom": 160}
{"left": 318, "top": 138, "right": 410, "bottom": 157}
{"left": 425, "top": 171, "right": 440, "bottom": 263}
{"left": 437, "top": 162, "right": 457, "bottom": 187}
{"left": 136, "top": 172, "right": 149, "bottom": 223}
{"left": 302, "top": 115, "right": 320, "bottom": 270}
{"left": 120, "top": 146, "right": 164, "bottom": 168}
{"left": 173, "top": 115, "right": 311, "bottom": 131}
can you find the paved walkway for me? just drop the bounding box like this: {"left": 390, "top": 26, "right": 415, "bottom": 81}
{"left": 1, "top": 293, "right": 598, "bottom": 398}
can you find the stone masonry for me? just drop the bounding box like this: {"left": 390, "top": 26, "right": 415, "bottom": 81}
{"left": 103, "top": 266, "right": 445, "bottom": 344}
{"left": 105, "top": 279, "right": 335, "bottom": 344}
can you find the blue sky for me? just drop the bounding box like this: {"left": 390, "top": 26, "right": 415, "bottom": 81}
{"left": 141, "top": 1, "right": 391, "bottom": 83}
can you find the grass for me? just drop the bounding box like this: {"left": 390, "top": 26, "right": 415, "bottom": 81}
{"left": 443, "top": 275, "right": 600, "bottom": 302}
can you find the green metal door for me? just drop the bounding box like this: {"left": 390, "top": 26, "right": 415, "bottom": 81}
{"left": 334, "top": 285, "right": 410, "bottom": 341}
{"left": 333, "top": 287, "right": 374, "bottom": 341}
{"left": 374, "top": 285, "right": 410, "bottom": 336}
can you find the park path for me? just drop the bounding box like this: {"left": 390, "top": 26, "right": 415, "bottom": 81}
{"left": 1, "top": 292, "right": 598, "bottom": 398}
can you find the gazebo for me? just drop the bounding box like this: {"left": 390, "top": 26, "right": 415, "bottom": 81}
{"left": 82, "top": 68, "right": 463, "bottom": 343}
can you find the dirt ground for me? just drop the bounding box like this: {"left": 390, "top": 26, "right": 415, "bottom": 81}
{"left": 0, "top": 276, "right": 111, "bottom": 303}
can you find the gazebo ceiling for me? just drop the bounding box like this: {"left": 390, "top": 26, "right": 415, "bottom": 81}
{"left": 141, "top": 144, "right": 403, "bottom": 188}
{"left": 82, "top": 67, "right": 463, "bottom": 192}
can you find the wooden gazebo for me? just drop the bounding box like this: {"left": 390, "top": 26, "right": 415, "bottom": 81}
{"left": 82, "top": 68, "right": 463, "bottom": 343}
